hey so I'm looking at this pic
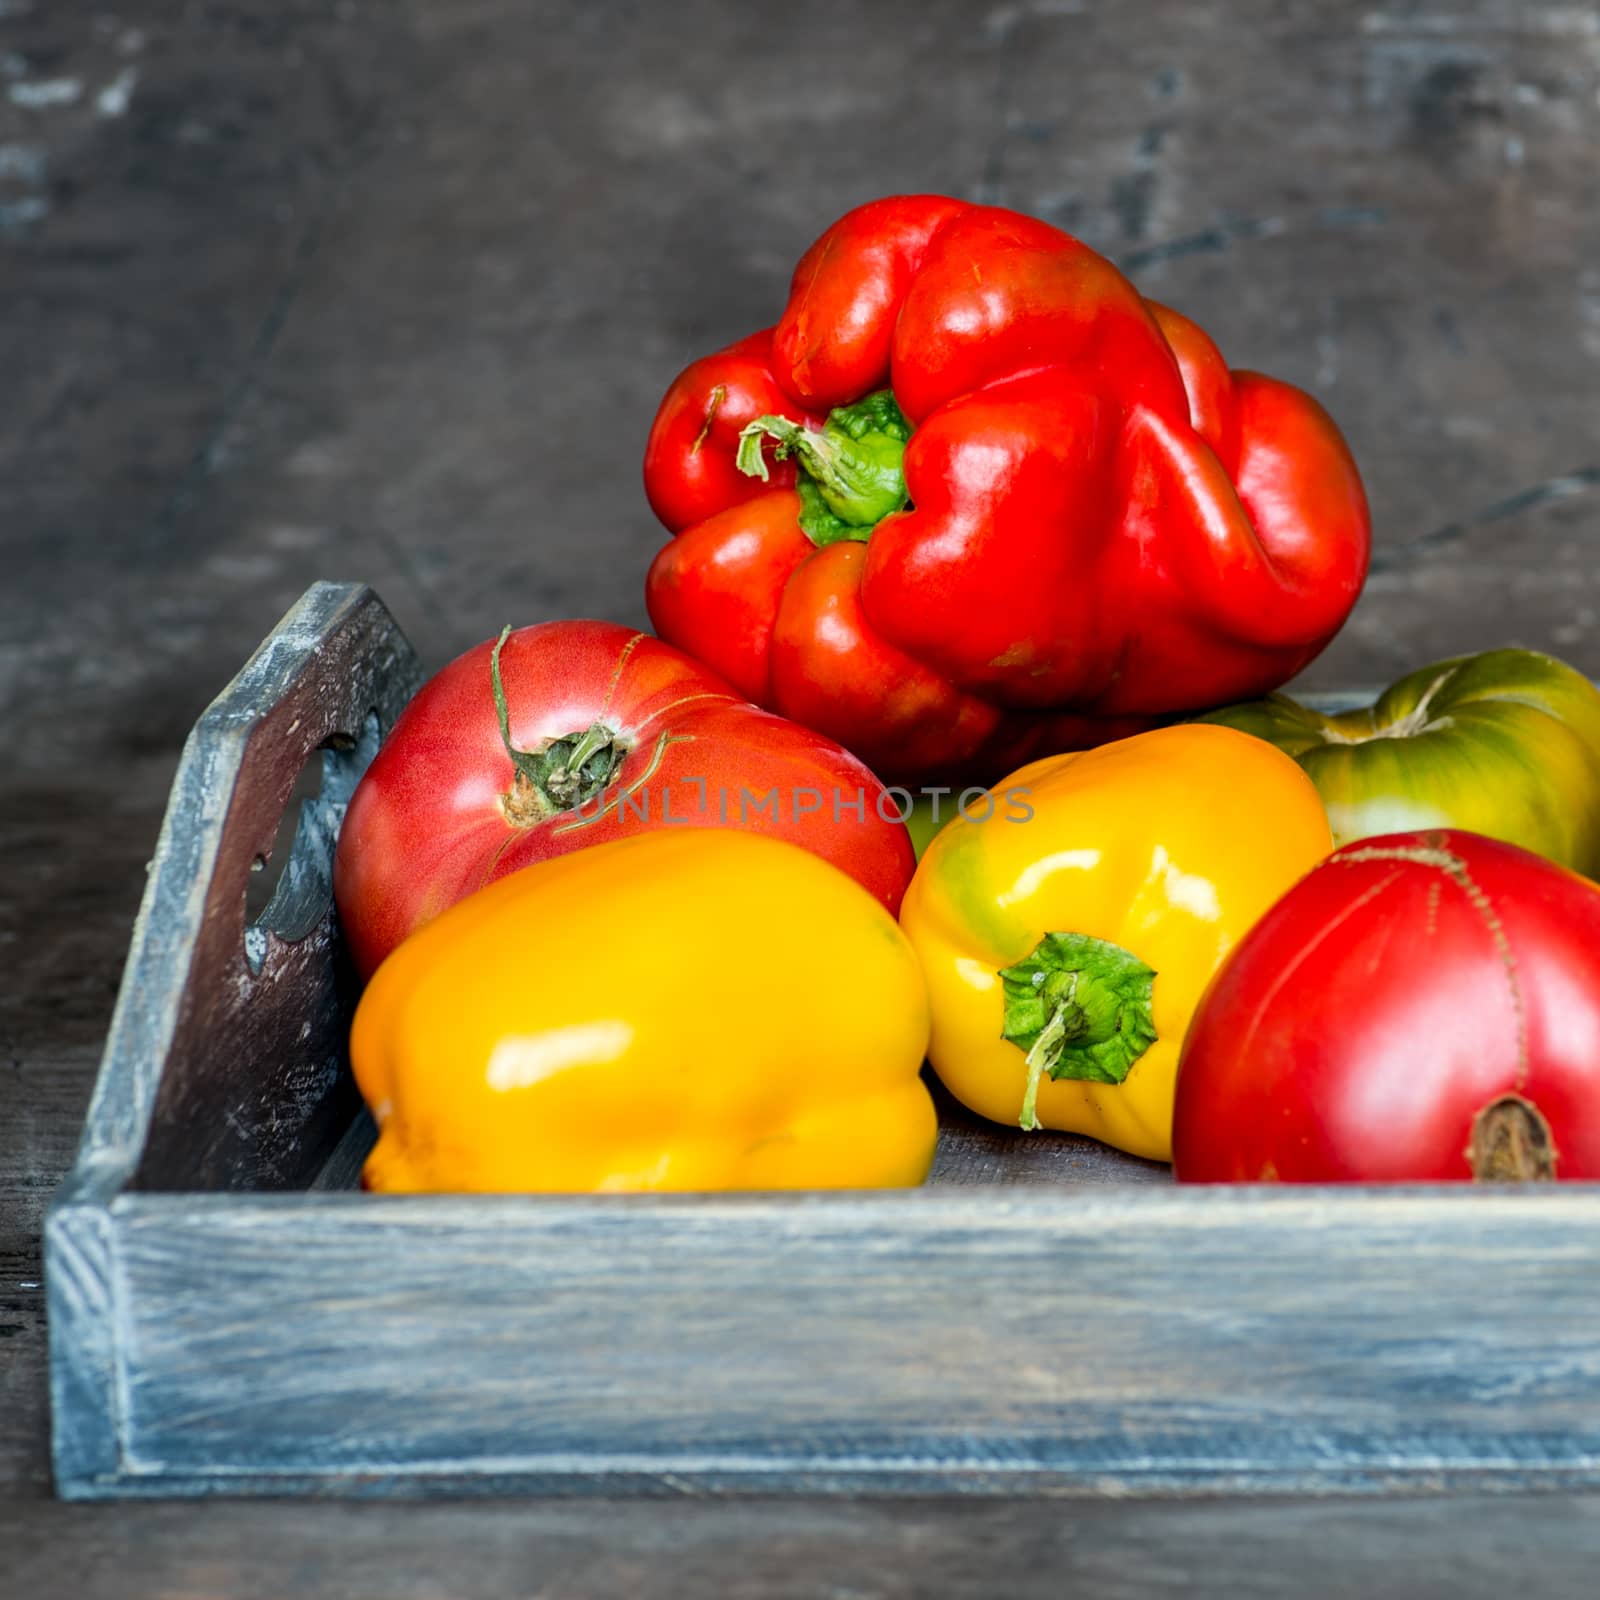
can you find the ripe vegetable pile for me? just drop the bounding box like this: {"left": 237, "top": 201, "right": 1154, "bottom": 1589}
{"left": 332, "top": 195, "right": 1600, "bottom": 1192}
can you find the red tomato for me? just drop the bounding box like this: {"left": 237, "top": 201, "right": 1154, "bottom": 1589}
{"left": 1173, "top": 830, "right": 1600, "bottom": 1183}
{"left": 333, "top": 621, "right": 915, "bottom": 977}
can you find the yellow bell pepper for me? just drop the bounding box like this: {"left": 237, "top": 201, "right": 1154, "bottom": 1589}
{"left": 351, "top": 829, "right": 936, "bottom": 1192}
{"left": 899, "top": 724, "right": 1330, "bottom": 1162}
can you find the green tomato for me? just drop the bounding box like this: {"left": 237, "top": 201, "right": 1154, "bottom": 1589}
{"left": 1196, "top": 648, "right": 1600, "bottom": 876}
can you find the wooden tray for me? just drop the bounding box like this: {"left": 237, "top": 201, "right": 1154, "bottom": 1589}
{"left": 46, "top": 583, "right": 1600, "bottom": 1499}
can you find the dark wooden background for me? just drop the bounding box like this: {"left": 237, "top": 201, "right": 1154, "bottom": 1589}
{"left": 4, "top": 1, "right": 1600, "bottom": 1591}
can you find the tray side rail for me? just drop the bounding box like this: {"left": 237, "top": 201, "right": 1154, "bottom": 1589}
{"left": 47, "top": 581, "right": 423, "bottom": 1489}
{"left": 57, "top": 1185, "right": 1600, "bottom": 1499}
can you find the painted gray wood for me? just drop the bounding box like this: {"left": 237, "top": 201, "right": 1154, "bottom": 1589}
{"left": 46, "top": 582, "right": 423, "bottom": 1494}
{"left": 50, "top": 581, "right": 422, "bottom": 1207}
{"left": 45, "top": 586, "right": 1600, "bottom": 1500}
{"left": 55, "top": 1188, "right": 1600, "bottom": 1498}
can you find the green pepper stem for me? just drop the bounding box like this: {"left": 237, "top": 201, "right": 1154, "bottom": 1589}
{"left": 999, "top": 931, "right": 1159, "bottom": 1131}
{"left": 735, "top": 390, "right": 912, "bottom": 544}
{"left": 737, "top": 415, "right": 852, "bottom": 498}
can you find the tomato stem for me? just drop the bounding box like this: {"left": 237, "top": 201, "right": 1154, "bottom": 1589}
{"left": 1468, "top": 1094, "right": 1557, "bottom": 1180}
{"left": 489, "top": 626, "right": 629, "bottom": 825}
{"left": 490, "top": 625, "right": 538, "bottom": 784}
{"left": 545, "top": 722, "right": 616, "bottom": 806}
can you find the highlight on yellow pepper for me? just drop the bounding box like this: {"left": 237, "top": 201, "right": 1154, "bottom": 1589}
{"left": 898, "top": 724, "right": 1331, "bottom": 1162}
{"left": 351, "top": 829, "right": 937, "bottom": 1192}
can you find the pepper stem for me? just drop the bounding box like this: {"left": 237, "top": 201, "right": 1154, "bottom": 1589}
{"left": 998, "top": 932, "right": 1159, "bottom": 1132}
{"left": 735, "top": 390, "right": 912, "bottom": 546}
{"left": 1019, "top": 1004, "right": 1071, "bottom": 1132}
{"left": 737, "top": 415, "right": 851, "bottom": 497}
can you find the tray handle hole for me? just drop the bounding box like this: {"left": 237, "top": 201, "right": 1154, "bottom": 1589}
{"left": 244, "top": 708, "right": 383, "bottom": 977}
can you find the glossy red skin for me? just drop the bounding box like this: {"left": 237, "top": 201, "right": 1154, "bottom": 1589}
{"left": 644, "top": 489, "right": 813, "bottom": 704}
{"left": 641, "top": 329, "right": 825, "bottom": 532}
{"left": 642, "top": 195, "right": 1370, "bottom": 783}
{"left": 1172, "top": 830, "right": 1600, "bottom": 1183}
{"left": 332, "top": 621, "right": 916, "bottom": 978}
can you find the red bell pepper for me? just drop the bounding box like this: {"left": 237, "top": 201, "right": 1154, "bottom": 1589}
{"left": 643, "top": 195, "right": 1371, "bottom": 782}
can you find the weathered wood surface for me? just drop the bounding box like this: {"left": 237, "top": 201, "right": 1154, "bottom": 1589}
{"left": 113, "top": 583, "right": 420, "bottom": 1195}
{"left": 5, "top": 0, "right": 1600, "bottom": 1589}
{"left": 44, "top": 581, "right": 423, "bottom": 1489}
{"left": 48, "top": 1188, "right": 1600, "bottom": 1499}
{"left": 5, "top": 1491, "right": 1600, "bottom": 1600}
